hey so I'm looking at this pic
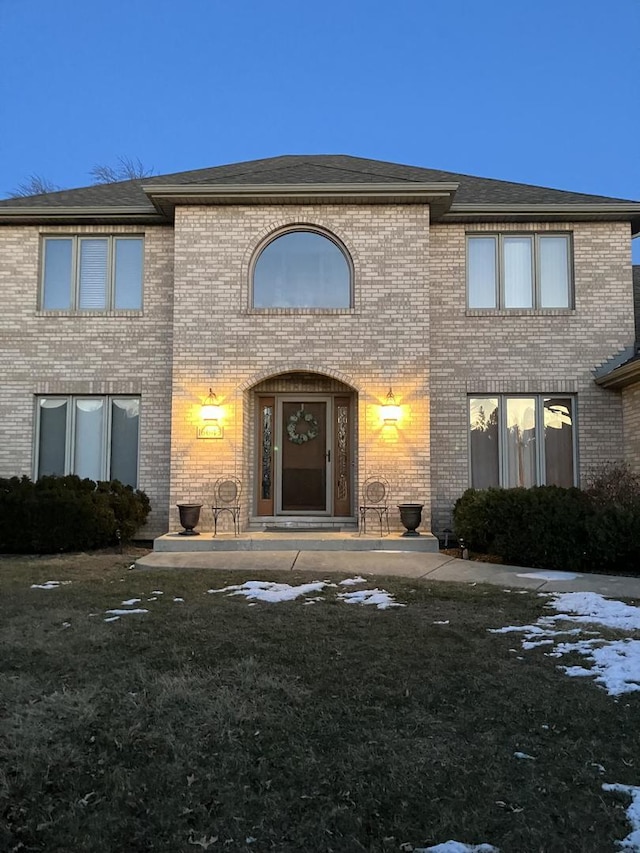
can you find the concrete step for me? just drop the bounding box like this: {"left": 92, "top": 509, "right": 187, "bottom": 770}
{"left": 153, "top": 531, "right": 439, "bottom": 553}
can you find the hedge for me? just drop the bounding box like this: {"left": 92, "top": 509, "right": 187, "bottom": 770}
{"left": 0, "top": 475, "right": 150, "bottom": 554}
{"left": 453, "top": 466, "right": 640, "bottom": 575}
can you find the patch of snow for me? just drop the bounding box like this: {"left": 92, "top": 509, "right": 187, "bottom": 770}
{"left": 592, "top": 763, "right": 605, "bottom": 773}
{"left": 553, "top": 639, "right": 640, "bottom": 696}
{"left": 339, "top": 576, "right": 367, "bottom": 586}
{"left": 433, "top": 620, "right": 450, "bottom": 625}
{"left": 173, "top": 597, "right": 184, "bottom": 602}
{"left": 151, "top": 590, "right": 164, "bottom": 595}
{"left": 414, "top": 842, "right": 500, "bottom": 853}
{"left": 337, "top": 588, "right": 406, "bottom": 610}
{"left": 547, "top": 592, "right": 640, "bottom": 631}
{"left": 491, "top": 592, "right": 640, "bottom": 696}
{"left": 208, "top": 580, "right": 330, "bottom": 603}
{"left": 30, "top": 580, "right": 71, "bottom": 590}
{"left": 104, "top": 608, "right": 149, "bottom": 616}
{"left": 514, "top": 752, "right": 535, "bottom": 760}
{"left": 516, "top": 571, "right": 580, "bottom": 581}
{"left": 104, "top": 616, "right": 120, "bottom": 623}
{"left": 62, "top": 622, "right": 71, "bottom": 628}
{"left": 603, "top": 783, "right": 640, "bottom": 851}
{"left": 147, "top": 597, "right": 158, "bottom": 601}
{"left": 121, "top": 598, "right": 142, "bottom": 606}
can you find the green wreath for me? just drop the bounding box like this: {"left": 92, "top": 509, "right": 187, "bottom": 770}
{"left": 287, "top": 409, "right": 319, "bottom": 444}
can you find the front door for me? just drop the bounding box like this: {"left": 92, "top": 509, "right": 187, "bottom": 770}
{"left": 278, "top": 398, "right": 329, "bottom": 514}
{"left": 256, "top": 394, "right": 353, "bottom": 517}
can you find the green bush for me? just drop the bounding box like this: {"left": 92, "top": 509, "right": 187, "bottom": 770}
{"left": 0, "top": 475, "right": 150, "bottom": 554}
{"left": 453, "top": 471, "right": 640, "bottom": 575}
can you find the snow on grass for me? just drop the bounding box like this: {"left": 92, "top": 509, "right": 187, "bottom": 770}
{"left": 337, "top": 588, "right": 406, "bottom": 610}
{"left": 546, "top": 592, "right": 640, "bottom": 631}
{"left": 552, "top": 639, "right": 640, "bottom": 696}
{"left": 339, "top": 576, "right": 367, "bottom": 586}
{"left": 433, "top": 620, "right": 450, "bottom": 625}
{"left": 513, "top": 751, "right": 536, "bottom": 760}
{"left": 602, "top": 783, "right": 640, "bottom": 851}
{"left": 104, "top": 609, "right": 149, "bottom": 617}
{"left": 121, "top": 598, "right": 142, "bottom": 606}
{"left": 491, "top": 592, "right": 640, "bottom": 696}
{"left": 414, "top": 842, "right": 500, "bottom": 853}
{"left": 173, "top": 597, "right": 184, "bottom": 602}
{"left": 151, "top": 590, "right": 164, "bottom": 595}
{"left": 208, "top": 580, "right": 331, "bottom": 603}
{"left": 30, "top": 580, "right": 71, "bottom": 590}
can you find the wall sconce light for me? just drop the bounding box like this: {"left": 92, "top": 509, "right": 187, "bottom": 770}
{"left": 381, "top": 388, "right": 401, "bottom": 425}
{"left": 198, "top": 388, "right": 224, "bottom": 439}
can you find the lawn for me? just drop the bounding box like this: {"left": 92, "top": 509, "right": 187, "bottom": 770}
{"left": 1, "top": 550, "right": 639, "bottom": 853}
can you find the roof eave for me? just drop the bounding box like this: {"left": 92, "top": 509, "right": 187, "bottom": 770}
{"left": 445, "top": 203, "right": 640, "bottom": 234}
{"left": 595, "top": 358, "right": 640, "bottom": 389}
{"left": 0, "top": 206, "right": 164, "bottom": 225}
{"left": 141, "top": 182, "right": 460, "bottom": 219}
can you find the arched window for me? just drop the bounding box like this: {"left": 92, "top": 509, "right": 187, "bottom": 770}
{"left": 252, "top": 230, "right": 352, "bottom": 308}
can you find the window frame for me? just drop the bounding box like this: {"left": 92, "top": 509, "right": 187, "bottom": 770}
{"left": 250, "top": 226, "right": 354, "bottom": 310}
{"left": 468, "top": 394, "right": 578, "bottom": 488}
{"left": 466, "top": 232, "right": 573, "bottom": 310}
{"left": 40, "top": 235, "right": 144, "bottom": 312}
{"left": 34, "top": 394, "right": 141, "bottom": 486}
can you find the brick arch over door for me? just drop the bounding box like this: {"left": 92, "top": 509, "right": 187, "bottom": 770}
{"left": 239, "top": 364, "right": 361, "bottom": 393}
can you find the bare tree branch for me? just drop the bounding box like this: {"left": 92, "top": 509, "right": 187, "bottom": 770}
{"left": 89, "top": 156, "right": 154, "bottom": 184}
{"left": 9, "top": 174, "right": 62, "bottom": 197}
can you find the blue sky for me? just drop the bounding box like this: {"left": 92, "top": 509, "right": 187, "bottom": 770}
{"left": 1, "top": 0, "right": 638, "bottom": 258}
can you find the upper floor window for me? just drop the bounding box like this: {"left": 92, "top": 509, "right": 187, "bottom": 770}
{"left": 36, "top": 395, "right": 140, "bottom": 486}
{"left": 42, "top": 236, "right": 143, "bottom": 311}
{"left": 467, "top": 233, "right": 572, "bottom": 309}
{"left": 252, "top": 230, "right": 352, "bottom": 308}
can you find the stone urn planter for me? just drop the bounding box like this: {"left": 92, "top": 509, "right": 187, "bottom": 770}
{"left": 397, "top": 503, "right": 424, "bottom": 537}
{"left": 177, "top": 503, "right": 202, "bottom": 536}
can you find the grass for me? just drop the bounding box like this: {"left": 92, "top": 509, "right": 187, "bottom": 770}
{"left": 1, "top": 550, "right": 639, "bottom": 852}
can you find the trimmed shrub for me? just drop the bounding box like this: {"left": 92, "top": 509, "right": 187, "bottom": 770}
{"left": 453, "top": 475, "right": 640, "bottom": 574}
{"left": 453, "top": 486, "right": 591, "bottom": 571}
{"left": 0, "top": 475, "right": 150, "bottom": 554}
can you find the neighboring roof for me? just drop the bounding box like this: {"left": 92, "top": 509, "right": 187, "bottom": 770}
{"left": 596, "top": 266, "right": 640, "bottom": 389}
{"left": 1, "top": 154, "right": 639, "bottom": 230}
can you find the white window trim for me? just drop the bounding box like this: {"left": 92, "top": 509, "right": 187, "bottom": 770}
{"left": 40, "top": 235, "right": 144, "bottom": 312}
{"left": 466, "top": 232, "right": 573, "bottom": 310}
{"left": 468, "top": 394, "right": 578, "bottom": 488}
{"left": 34, "top": 395, "right": 141, "bottom": 486}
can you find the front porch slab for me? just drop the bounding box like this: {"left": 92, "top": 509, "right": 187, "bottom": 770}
{"left": 153, "top": 531, "right": 439, "bottom": 553}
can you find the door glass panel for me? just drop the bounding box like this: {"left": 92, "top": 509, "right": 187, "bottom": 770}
{"left": 262, "top": 404, "right": 273, "bottom": 500}
{"left": 281, "top": 401, "right": 327, "bottom": 511}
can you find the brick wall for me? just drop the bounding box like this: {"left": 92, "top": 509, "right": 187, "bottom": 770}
{"left": 622, "top": 384, "right": 640, "bottom": 472}
{"left": 168, "top": 204, "right": 431, "bottom": 531}
{"left": 0, "top": 224, "right": 175, "bottom": 536}
{"left": 429, "top": 221, "right": 634, "bottom": 531}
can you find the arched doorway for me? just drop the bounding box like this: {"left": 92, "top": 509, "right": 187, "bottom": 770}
{"left": 251, "top": 372, "right": 356, "bottom": 520}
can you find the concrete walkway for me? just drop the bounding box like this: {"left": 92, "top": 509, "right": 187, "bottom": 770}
{"left": 136, "top": 550, "right": 640, "bottom": 599}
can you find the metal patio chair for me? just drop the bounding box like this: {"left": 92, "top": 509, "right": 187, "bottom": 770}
{"left": 358, "top": 476, "right": 390, "bottom": 536}
{"left": 211, "top": 477, "right": 242, "bottom": 536}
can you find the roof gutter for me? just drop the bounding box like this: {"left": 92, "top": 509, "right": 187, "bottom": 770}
{"left": 446, "top": 203, "right": 640, "bottom": 234}
{"left": 595, "top": 358, "right": 640, "bottom": 390}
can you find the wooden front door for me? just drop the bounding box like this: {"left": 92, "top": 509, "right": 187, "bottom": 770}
{"left": 256, "top": 394, "right": 352, "bottom": 517}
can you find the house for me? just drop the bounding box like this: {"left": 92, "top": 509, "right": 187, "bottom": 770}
{"left": 1, "top": 155, "right": 639, "bottom": 543}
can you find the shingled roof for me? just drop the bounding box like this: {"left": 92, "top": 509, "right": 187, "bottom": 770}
{"left": 1, "top": 155, "right": 639, "bottom": 230}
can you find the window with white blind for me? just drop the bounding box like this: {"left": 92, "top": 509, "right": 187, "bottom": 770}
{"left": 467, "top": 233, "right": 572, "bottom": 309}
{"left": 41, "top": 236, "right": 143, "bottom": 310}
{"left": 36, "top": 396, "right": 140, "bottom": 487}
